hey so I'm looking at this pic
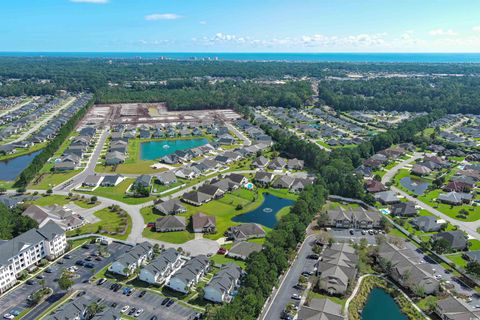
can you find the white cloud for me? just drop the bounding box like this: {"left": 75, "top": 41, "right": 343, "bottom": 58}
{"left": 473, "top": 26, "right": 480, "bottom": 32}
{"left": 70, "top": 0, "right": 108, "bottom": 3}
{"left": 429, "top": 28, "right": 458, "bottom": 36}
{"left": 145, "top": 13, "right": 183, "bottom": 21}
{"left": 199, "top": 21, "right": 207, "bottom": 25}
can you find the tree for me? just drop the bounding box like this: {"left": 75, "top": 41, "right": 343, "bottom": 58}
{"left": 316, "top": 212, "right": 329, "bottom": 228}
{"left": 58, "top": 272, "right": 74, "bottom": 291}
{"left": 466, "top": 261, "right": 480, "bottom": 278}
{"left": 90, "top": 196, "right": 98, "bottom": 203}
{"left": 46, "top": 189, "right": 53, "bottom": 195}
{"left": 85, "top": 302, "right": 106, "bottom": 320}
{"left": 431, "top": 238, "right": 451, "bottom": 254}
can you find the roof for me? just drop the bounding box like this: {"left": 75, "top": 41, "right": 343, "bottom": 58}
{"left": 227, "top": 241, "right": 262, "bottom": 259}
{"left": 192, "top": 212, "right": 216, "bottom": 230}
{"left": 297, "top": 298, "right": 343, "bottom": 320}
{"left": 374, "top": 191, "right": 399, "bottom": 203}
{"left": 154, "top": 199, "right": 186, "bottom": 215}
{"left": 155, "top": 216, "right": 186, "bottom": 230}
{"left": 390, "top": 202, "right": 417, "bottom": 216}
{"left": 101, "top": 174, "right": 124, "bottom": 185}
{"left": 228, "top": 223, "right": 266, "bottom": 240}
{"left": 204, "top": 263, "right": 242, "bottom": 295}
{"left": 0, "top": 221, "right": 64, "bottom": 266}
{"left": 432, "top": 231, "right": 468, "bottom": 249}
{"left": 170, "top": 255, "right": 209, "bottom": 285}
{"left": 143, "top": 248, "right": 180, "bottom": 275}
{"left": 157, "top": 171, "right": 177, "bottom": 183}
{"left": 182, "top": 191, "right": 212, "bottom": 204}
{"left": 116, "top": 242, "right": 153, "bottom": 267}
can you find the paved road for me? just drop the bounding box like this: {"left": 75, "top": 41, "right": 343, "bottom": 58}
{"left": 381, "top": 152, "right": 423, "bottom": 185}
{"left": 55, "top": 127, "right": 110, "bottom": 192}
{"left": 0, "top": 98, "right": 33, "bottom": 117}
{"left": 226, "top": 123, "right": 251, "bottom": 146}
{"left": 11, "top": 97, "right": 76, "bottom": 144}
{"left": 261, "top": 234, "right": 317, "bottom": 320}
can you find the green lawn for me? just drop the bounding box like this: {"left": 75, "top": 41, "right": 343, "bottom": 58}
{"left": 29, "top": 170, "right": 81, "bottom": 190}
{"left": 308, "top": 290, "right": 346, "bottom": 308}
{"left": 140, "top": 188, "right": 297, "bottom": 243}
{"left": 28, "top": 194, "right": 99, "bottom": 208}
{"left": 210, "top": 254, "right": 246, "bottom": 269}
{"left": 469, "top": 239, "right": 480, "bottom": 250}
{"left": 418, "top": 189, "right": 480, "bottom": 222}
{"left": 80, "top": 178, "right": 156, "bottom": 204}
{"left": 446, "top": 253, "right": 468, "bottom": 268}
{"left": 0, "top": 142, "right": 46, "bottom": 162}
{"left": 66, "top": 207, "right": 132, "bottom": 240}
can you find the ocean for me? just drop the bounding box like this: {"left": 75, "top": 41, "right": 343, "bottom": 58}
{"left": 0, "top": 52, "right": 480, "bottom": 63}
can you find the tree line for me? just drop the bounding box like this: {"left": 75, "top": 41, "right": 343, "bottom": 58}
{"left": 318, "top": 76, "right": 480, "bottom": 113}
{"left": 0, "top": 203, "right": 38, "bottom": 239}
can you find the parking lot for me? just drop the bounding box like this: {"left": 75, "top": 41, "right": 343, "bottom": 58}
{"left": 77, "top": 280, "right": 198, "bottom": 320}
{"left": 0, "top": 240, "right": 130, "bottom": 319}
{"left": 329, "top": 228, "right": 380, "bottom": 245}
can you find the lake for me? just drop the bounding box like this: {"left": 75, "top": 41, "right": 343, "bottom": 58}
{"left": 232, "top": 193, "right": 294, "bottom": 229}
{"left": 0, "top": 150, "right": 42, "bottom": 181}
{"left": 361, "top": 288, "right": 407, "bottom": 320}
{"left": 140, "top": 138, "right": 208, "bottom": 160}
{"left": 400, "top": 176, "right": 430, "bottom": 195}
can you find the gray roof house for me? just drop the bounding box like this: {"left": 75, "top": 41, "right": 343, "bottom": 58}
{"left": 435, "top": 296, "right": 480, "bottom": 320}
{"left": 156, "top": 171, "right": 177, "bottom": 185}
{"left": 287, "top": 158, "right": 304, "bottom": 170}
{"left": 138, "top": 248, "right": 183, "bottom": 285}
{"left": 390, "top": 202, "right": 417, "bottom": 217}
{"left": 108, "top": 241, "right": 153, "bottom": 276}
{"left": 438, "top": 191, "right": 473, "bottom": 205}
{"left": 272, "top": 175, "right": 295, "bottom": 189}
{"left": 167, "top": 255, "right": 210, "bottom": 294}
{"left": 226, "top": 223, "right": 266, "bottom": 241}
{"left": 155, "top": 216, "right": 187, "bottom": 232}
{"left": 182, "top": 190, "right": 213, "bottom": 206}
{"left": 297, "top": 298, "right": 344, "bottom": 320}
{"left": 227, "top": 241, "right": 263, "bottom": 260}
{"left": 134, "top": 174, "right": 153, "bottom": 188}
{"left": 432, "top": 231, "right": 468, "bottom": 251}
{"left": 105, "top": 151, "right": 126, "bottom": 165}
{"left": 411, "top": 216, "right": 442, "bottom": 232}
{"left": 204, "top": 263, "right": 242, "bottom": 303}
{"left": 374, "top": 190, "right": 399, "bottom": 204}
{"left": 254, "top": 171, "right": 274, "bottom": 186}
{"left": 100, "top": 174, "right": 124, "bottom": 187}
{"left": 252, "top": 156, "right": 269, "bottom": 168}
{"left": 154, "top": 199, "right": 187, "bottom": 215}
{"left": 82, "top": 175, "right": 104, "bottom": 187}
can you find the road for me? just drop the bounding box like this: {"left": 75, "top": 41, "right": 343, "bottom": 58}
{"left": 381, "top": 152, "right": 423, "bottom": 185}
{"left": 0, "top": 98, "right": 33, "bottom": 117}
{"left": 11, "top": 97, "right": 77, "bottom": 144}
{"left": 260, "top": 234, "right": 317, "bottom": 320}
{"left": 226, "top": 123, "right": 251, "bottom": 146}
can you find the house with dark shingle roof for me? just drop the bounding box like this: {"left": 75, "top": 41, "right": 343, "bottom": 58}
{"left": 411, "top": 216, "right": 442, "bottom": 232}
{"left": 204, "top": 263, "right": 242, "bottom": 303}
{"left": 182, "top": 191, "right": 213, "bottom": 206}
{"left": 192, "top": 213, "right": 216, "bottom": 233}
{"left": 138, "top": 248, "right": 183, "bottom": 284}
{"left": 438, "top": 191, "right": 473, "bottom": 205}
{"left": 167, "top": 255, "right": 210, "bottom": 293}
{"left": 226, "top": 223, "right": 266, "bottom": 241}
{"left": 254, "top": 171, "right": 274, "bottom": 187}
{"left": 227, "top": 241, "right": 262, "bottom": 260}
{"left": 432, "top": 231, "right": 468, "bottom": 251}
{"left": 154, "top": 199, "right": 186, "bottom": 215}
{"left": 390, "top": 202, "right": 417, "bottom": 217}
{"left": 155, "top": 216, "right": 187, "bottom": 232}
{"left": 109, "top": 241, "right": 153, "bottom": 276}
{"left": 297, "top": 298, "right": 344, "bottom": 320}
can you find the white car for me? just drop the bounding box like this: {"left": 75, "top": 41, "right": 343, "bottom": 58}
{"left": 120, "top": 306, "right": 130, "bottom": 313}
{"left": 291, "top": 293, "right": 301, "bottom": 300}
{"left": 134, "top": 309, "right": 144, "bottom": 317}
{"left": 3, "top": 314, "right": 14, "bottom": 320}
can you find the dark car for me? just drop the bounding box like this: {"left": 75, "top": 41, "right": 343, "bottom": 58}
{"left": 166, "top": 299, "right": 174, "bottom": 307}
{"left": 85, "top": 256, "right": 93, "bottom": 261}
{"left": 26, "top": 279, "right": 36, "bottom": 285}
{"left": 139, "top": 290, "right": 146, "bottom": 298}
{"left": 57, "top": 260, "right": 64, "bottom": 265}
{"left": 150, "top": 317, "right": 158, "bottom": 320}
{"left": 36, "top": 274, "right": 45, "bottom": 279}
{"left": 64, "top": 254, "right": 72, "bottom": 259}
{"left": 128, "top": 307, "right": 136, "bottom": 316}
{"left": 95, "top": 257, "right": 102, "bottom": 261}
{"left": 111, "top": 302, "right": 117, "bottom": 308}
{"left": 82, "top": 244, "right": 90, "bottom": 249}
{"left": 84, "top": 262, "right": 95, "bottom": 268}
{"left": 161, "top": 298, "right": 170, "bottom": 305}
{"left": 349, "top": 229, "right": 355, "bottom": 235}
{"left": 45, "top": 267, "right": 53, "bottom": 273}
{"left": 306, "top": 254, "right": 319, "bottom": 260}
{"left": 75, "top": 260, "right": 85, "bottom": 266}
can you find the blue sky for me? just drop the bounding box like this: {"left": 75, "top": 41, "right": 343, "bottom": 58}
{"left": 1, "top": 0, "right": 480, "bottom": 52}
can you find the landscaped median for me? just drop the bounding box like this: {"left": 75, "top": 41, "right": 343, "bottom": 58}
{"left": 348, "top": 276, "right": 425, "bottom": 320}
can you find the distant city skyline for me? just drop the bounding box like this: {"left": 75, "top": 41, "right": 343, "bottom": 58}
{"left": 1, "top": 0, "right": 480, "bottom": 52}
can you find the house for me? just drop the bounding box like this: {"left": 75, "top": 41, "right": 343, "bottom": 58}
{"left": 444, "top": 181, "right": 473, "bottom": 193}
{"left": 254, "top": 172, "right": 274, "bottom": 186}
{"left": 226, "top": 223, "right": 266, "bottom": 241}
{"left": 316, "top": 243, "right": 358, "bottom": 296}
{"left": 252, "top": 156, "right": 269, "bottom": 168}
{"left": 286, "top": 158, "right": 304, "bottom": 170}
{"left": 225, "top": 173, "right": 248, "bottom": 186}
{"left": 297, "top": 298, "right": 344, "bottom": 320}
{"left": 377, "top": 241, "right": 439, "bottom": 295}
{"left": 105, "top": 151, "right": 126, "bottom": 165}
{"left": 138, "top": 248, "right": 183, "bottom": 284}
{"left": 108, "top": 242, "right": 153, "bottom": 276}
{"left": 268, "top": 157, "right": 287, "bottom": 170}
{"left": 411, "top": 216, "right": 442, "bottom": 232}
{"left": 22, "top": 204, "right": 84, "bottom": 231}
{"left": 438, "top": 191, "right": 473, "bottom": 205}
{"left": 324, "top": 206, "right": 383, "bottom": 229}
{"left": 175, "top": 167, "right": 197, "bottom": 180}
{"left": 432, "top": 231, "right": 468, "bottom": 251}
{"left": 100, "top": 174, "right": 124, "bottom": 187}
{"left": 82, "top": 175, "right": 104, "bottom": 187}
{"left": 374, "top": 191, "right": 399, "bottom": 204}
{"left": 167, "top": 255, "right": 210, "bottom": 294}
{"left": 161, "top": 154, "right": 180, "bottom": 165}
{"left": 290, "top": 178, "right": 314, "bottom": 193}
{"left": 156, "top": 171, "right": 177, "bottom": 185}
{"left": 182, "top": 191, "right": 212, "bottom": 206}
{"left": 390, "top": 202, "right": 417, "bottom": 217}
{"left": 365, "top": 180, "right": 386, "bottom": 193}
{"left": 197, "top": 184, "right": 224, "bottom": 199}
{"left": 411, "top": 164, "right": 432, "bottom": 176}
{"left": 134, "top": 174, "right": 152, "bottom": 188}
{"left": 0, "top": 221, "right": 66, "bottom": 293}
{"left": 155, "top": 216, "right": 187, "bottom": 232}
{"left": 272, "top": 175, "right": 295, "bottom": 189}
{"left": 154, "top": 199, "right": 187, "bottom": 215}
{"left": 435, "top": 296, "right": 480, "bottom": 320}
{"left": 204, "top": 263, "right": 242, "bottom": 303}
{"left": 54, "top": 154, "right": 80, "bottom": 171}
{"left": 355, "top": 165, "right": 373, "bottom": 178}
{"left": 226, "top": 241, "right": 262, "bottom": 260}
{"left": 191, "top": 213, "right": 217, "bottom": 233}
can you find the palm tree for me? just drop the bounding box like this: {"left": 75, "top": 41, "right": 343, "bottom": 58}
{"left": 85, "top": 302, "right": 106, "bottom": 320}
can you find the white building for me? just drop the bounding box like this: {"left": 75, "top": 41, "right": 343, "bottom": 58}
{"left": 0, "top": 221, "right": 67, "bottom": 293}
{"left": 167, "top": 255, "right": 210, "bottom": 294}
{"left": 204, "top": 263, "right": 242, "bottom": 303}
{"left": 108, "top": 241, "right": 153, "bottom": 276}
{"left": 138, "top": 248, "right": 183, "bottom": 284}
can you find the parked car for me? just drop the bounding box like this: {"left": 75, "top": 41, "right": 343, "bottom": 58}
{"left": 26, "top": 279, "right": 36, "bottom": 285}
{"left": 161, "top": 298, "right": 170, "bottom": 305}
{"left": 3, "top": 314, "right": 14, "bottom": 319}
{"left": 138, "top": 290, "right": 146, "bottom": 298}
{"left": 45, "top": 268, "right": 53, "bottom": 273}
{"left": 36, "top": 274, "right": 45, "bottom": 279}
{"left": 349, "top": 229, "right": 354, "bottom": 235}
{"left": 120, "top": 306, "right": 130, "bottom": 313}
{"left": 111, "top": 302, "right": 118, "bottom": 308}
{"left": 127, "top": 288, "right": 135, "bottom": 296}
{"left": 64, "top": 254, "right": 72, "bottom": 259}
{"left": 84, "top": 262, "right": 95, "bottom": 268}
{"left": 75, "top": 260, "right": 85, "bottom": 266}
{"left": 166, "top": 299, "right": 175, "bottom": 307}
{"left": 217, "top": 247, "right": 227, "bottom": 255}
{"left": 291, "top": 293, "right": 301, "bottom": 300}
{"left": 306, "top": 254, "right": 319, "bottom": 260}
{"left": 82, "top": 244, "right": 90, "bottom": 249}
{"left": 134, "top": 309, "right": 144, "bottom": 317}
{"left": 97, "top": 278, "right": 107, "bottom": 285}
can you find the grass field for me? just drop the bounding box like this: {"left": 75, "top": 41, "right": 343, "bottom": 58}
{"left": 140, "top": 188, "right": 297, "bottom": 243}
{"left": 29, "top": 170, "right": 82, "bottom": 190}
{"left": 28, "top": 194, "right": 99, "bottom": 208}
{"left": 66, "top": 207, "right": 132, "bottom": 240}
{"left": 81, "top": 178, "right": 156, "bottom": 205}
{"left": 418, "top": 189, "right": 480, "bottom": 222}
{"left": 446, "top": 253, "right": 468, "bottom": 268}
{"left": 0, "top": 142, "right": 46, "bottom": 162}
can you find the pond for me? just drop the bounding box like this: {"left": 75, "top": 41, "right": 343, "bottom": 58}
{"left": 361, "top": 288, "right": 407, "bottom": 320}
{"left": 0, "top": 150, "right": 42, "bottom": 181}
{"left": 140, "top": 138, "right": 208, "bottom": 160}
{"left": 231, "top": 193, "right": 294, "bottom": 229}
{"left": 400, "top": 176, "right": 430, "bottom": 196}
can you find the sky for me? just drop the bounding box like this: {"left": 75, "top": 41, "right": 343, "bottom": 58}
{"left": 1, "top": 0, "right": 480, "bottom": 52}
